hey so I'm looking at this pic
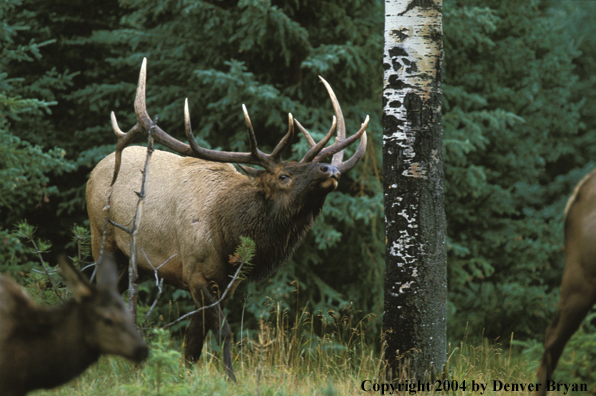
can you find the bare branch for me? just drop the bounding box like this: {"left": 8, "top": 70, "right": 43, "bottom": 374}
{"left": 144, "top": 278, "right": 164, "bottom": 329}
{"left": 161, "top": 257, "right": 245, "bottom": 329}
{"left": 127, "top": 116, "right": 157, "bottom": 321}
{"left": 108, "top": 219, "right": 132, "bottom": 234}
{"left": 141, "top": 249, "right": 177, "bottom": 329}
{"left": 91, "top": 204, "right": 112, "bottom": 282}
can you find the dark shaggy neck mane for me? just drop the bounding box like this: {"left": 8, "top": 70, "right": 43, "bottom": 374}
{"left": 213, "top": 182, "right": 328, "bottom": 281}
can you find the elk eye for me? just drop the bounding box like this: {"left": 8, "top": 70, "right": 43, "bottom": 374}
{"left": 279, "top": 174, "right": 290, "bottom": 182}
{"left": 102, "top": 316, "right": 114, "bottom": 326}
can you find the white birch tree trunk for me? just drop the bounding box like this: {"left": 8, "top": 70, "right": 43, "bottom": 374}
{"left": 382, "top": 0, "right": 446, "bottom": 380}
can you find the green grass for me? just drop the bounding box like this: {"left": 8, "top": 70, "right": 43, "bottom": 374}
{"left": 30, "top": 309, "right": 586, "bottom": 396}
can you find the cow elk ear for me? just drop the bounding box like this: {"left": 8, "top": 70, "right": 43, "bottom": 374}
{"left": 59, "top": 259, "right": 94, "bottom": 302}
{"left": 96, "top": 253, "right": 119, "bottom": 293}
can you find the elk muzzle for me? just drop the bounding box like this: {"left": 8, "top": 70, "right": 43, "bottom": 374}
{"left": 319, "top": 164, "right": 340, "bottom": 190}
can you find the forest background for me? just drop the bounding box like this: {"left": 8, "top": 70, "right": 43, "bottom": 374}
{"left": 2, "top": 0, "right": 596, "bottom": 377}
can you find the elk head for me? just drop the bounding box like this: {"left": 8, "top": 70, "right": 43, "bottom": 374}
{"left": 0, "top": 254, "right": 147, "bottom": 396}
{"left": 59, "top": 256, "right": 148, "bottom": 362}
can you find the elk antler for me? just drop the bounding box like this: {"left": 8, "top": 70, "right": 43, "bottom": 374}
{"left": 110, "top": 58, "right": 195, "bottom": 184}
{"left": 184, "top": 101, "right": 265, "bottom": 167}
{"left": 110, "top": 59, "right": 368, "bottom": 184}
{"left": 296, "top": 76, "right": 369, "bottom": 173}
{"left": 110, "top": 58, "right": 297, "bottom": 183}
{"left": 270, "top": 113, "right": 295, "bottom": 161}
{"left": 297, "top": 116, "right": 336, "bottom": 163}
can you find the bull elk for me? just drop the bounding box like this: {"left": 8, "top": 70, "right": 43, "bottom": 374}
{"left": 86, "top": 58, "right": 369, "bottom": 381}
{"left": 0, "top": 254, "right": 148, "bottom": 396}
{"left": 536, "top": 169, "right": 596, "bottom": 395}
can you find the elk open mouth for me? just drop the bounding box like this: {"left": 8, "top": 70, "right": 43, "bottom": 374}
{"left": 320, "top": 176, "right": 339, "bottom": 191}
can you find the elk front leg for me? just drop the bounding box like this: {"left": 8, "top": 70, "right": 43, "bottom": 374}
{"left": 536, "top": 279, "right": 596, "bottom": 395}
{"left": 185, "top": 310, "right": 208, "bottom": 364}
{"left": 187, "top": 275, "right": 236, "bottom": 382}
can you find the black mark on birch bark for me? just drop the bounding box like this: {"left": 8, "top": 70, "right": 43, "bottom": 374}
{"left": 383, "top": 114, "right": 404, "bottom": 136}
{"left": 390, "top": 28, "right": 409, "bottom": 42}
{"left": 406, "top": 63, "right": 418, "bottom": 74}
{"left": 389, "top": 47, "right": 409, "bottom": 58}
{"left": 388, "top": 75, "right": 414, "bottom": 91}
{"left": 398, "top": 0, "right": 442, "bottom": 16}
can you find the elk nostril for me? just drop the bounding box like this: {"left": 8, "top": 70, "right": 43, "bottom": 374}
{"left": 320, "top": 165, "right": 329, "bottom": 173}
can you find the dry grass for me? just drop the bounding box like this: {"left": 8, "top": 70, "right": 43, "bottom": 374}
{"left": 31, "top": 307, "right": 581, "bottom": 396}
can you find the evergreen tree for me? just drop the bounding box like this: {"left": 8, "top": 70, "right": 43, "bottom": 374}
{"left": 443, "top": 0, "right": 584, "bottom": 341}
{"left": 0, "top": 0, "right": 75, "bottom": 270}
{"left": 522, "top": 2, "right": 596, "bottom": 388}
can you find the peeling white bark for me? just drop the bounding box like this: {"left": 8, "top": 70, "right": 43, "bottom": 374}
{"left": 382, "top": 0, "right": 446, "bottom": 379}
{"left": 383, "top": 0, "right": 442, "bottom": 275}
{"left": 383, "top": 0, "right": 442, "bottom": 178}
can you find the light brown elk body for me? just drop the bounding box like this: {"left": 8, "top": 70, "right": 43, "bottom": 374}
{"left": 86, "top": 59, "right": 368, "bottom": 381}
{"left": 536, "top": 169, "right": 596, "bottom": 395}
{"left": 0, "top": 255, "right": 148, "bottom": 396}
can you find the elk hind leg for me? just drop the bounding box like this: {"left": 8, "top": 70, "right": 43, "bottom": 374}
{"left": 187, "top": 277, "right": 236, "bottom": 382}
{"left": 185, "top": 308, "right": 208, "bottom": 364}
{"left": 211, "top": 299, "right": 235, "bottom": 382}
{"left": 537, "top": 287, "right": 596, "bottom": 395}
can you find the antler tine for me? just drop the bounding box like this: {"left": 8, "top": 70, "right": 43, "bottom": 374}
{"left": 336, "top": 130, "right": 368, "bottom": 173}
{"left": 110, "top": 111, "right": 126, "bottom": 138}
{"left": 133, "top": 58, "right": 149, "bottom": 128}
{"left": 300, "top": 116, "right": 337, "bottom": 163}
{"left": 184, "top": 98, "right": 197, "bottom": 150}
{"left": 132, "top": 59, "right": 194, "bottom": 156}
{"left": 314, "top": 115, "right": 369, "bottom": 163}
{"left": 294, "top": 119, "right": 317, "bottom": 147}
{"left": 241, "top": 105, "right": 260, "bottom": 157}
{"left": 318, "top": 76, "right": 347, "bottom": 165}
{"left": 109, "top": 59, "right": 153, "bottom": 185}
{"left": 242, "top": 104, "right": 275, "bottom": 168}
{"left": 110, "top": 111, "right": 145, "bottom": 185}
{"left": 270, "top": 113, "right": 295, "bottom": 161}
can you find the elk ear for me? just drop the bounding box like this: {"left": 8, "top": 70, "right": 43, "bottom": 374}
{"left": 59, "top": 259, "right": 94, "bottom": 302}
{"left": 96, "top": 253, "right": 119, "bottom": 292}
{"left": 237, "top": 164, "right": 261, "bottom": 178}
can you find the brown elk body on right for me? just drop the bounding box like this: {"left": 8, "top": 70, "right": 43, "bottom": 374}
{"left": 0, "top": 255, "right": 148, "bottom": 396}
{"left": 536, "top": 169, "right": 596, "bottom": 395}
{"left": 86, "top": 59, "right": 368, "bottom": 382}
